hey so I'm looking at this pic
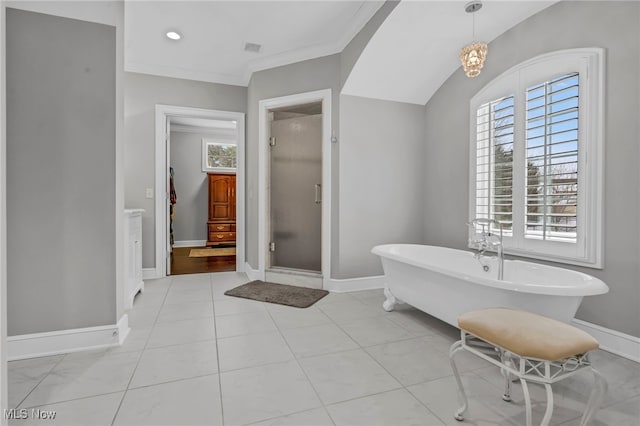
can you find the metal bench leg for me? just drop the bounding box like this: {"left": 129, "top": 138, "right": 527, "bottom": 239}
{"left": 541, "top": 383, "right": 554, "bottom": 426}
{"left": 499, "top": 351, "right": 512, "bottom": 402}
{"left": 449, "top": 340, "right": 468, "bottom": 421}
{"left": 580, "top": 367, "right": 607, "bottom": 426}
{"left": 520, "top": 378, "right": 533, "bottom": 426}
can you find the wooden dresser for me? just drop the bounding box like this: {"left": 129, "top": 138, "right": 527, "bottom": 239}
{"left": 207, "top": 173, "right": 236, "bottom": 247}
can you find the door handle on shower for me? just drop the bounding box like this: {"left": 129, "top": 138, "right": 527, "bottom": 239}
{"left": 314, "top": 184, "right": 322, "bottom": 204}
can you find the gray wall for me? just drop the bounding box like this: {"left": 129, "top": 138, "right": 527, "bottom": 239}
{"left": 338, "top": 95, "right": 426, "bottom": 278}
{"left": 6, "top": 8, "right": 117, "bottom": 335}
{"left": 423, "top": 1, "right": 640, "bottom": 337}
{"left": 124, "top": 72, "right": 247, "bottom": 268}
{"left": 340, "top": 1, "right": 398, "bottom": 89}
{"left": 246, "top": 54, "right": 342, "bottom": 271}
{"left": 244, "top": 1, "right": 400, "bottom": 273}
{"left": 169, "top": 131, "right": 212, "bottom": 243}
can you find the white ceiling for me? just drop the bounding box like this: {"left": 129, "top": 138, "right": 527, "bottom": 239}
{"left": 342, "top": 1, "right": 556, "bottom": 105}
{"left": 124, "top": 0, "right": 384, "bottom": 86}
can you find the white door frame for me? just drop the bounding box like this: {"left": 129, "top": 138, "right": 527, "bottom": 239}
{"left": 258, "top": 89, "right": 332, "bottom": 287}
{"left": 0, "top": 4, "right": 8, "bottom": 417}
{"left": 155, "top": 105, "right": 246, "bottom": 277}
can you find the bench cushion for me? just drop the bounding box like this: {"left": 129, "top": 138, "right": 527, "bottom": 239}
{"left": 458, "top": 308, "right": 599, "bottom": 361}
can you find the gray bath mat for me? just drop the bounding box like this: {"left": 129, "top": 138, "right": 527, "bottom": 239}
{"left": 224, "top": 280, "right": 329, "bottom": 308}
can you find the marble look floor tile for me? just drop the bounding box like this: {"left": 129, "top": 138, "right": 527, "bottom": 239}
{"left": 126, "top": 307, "right": 159, "bottom": 328}
{"left": 131, "top": 292, "right": 165, "bottom": 310}
{"left": 167, "top": 280, "right": 213, "bottom": 293}
{"left": 248, "top": 407, "right": 334, "bottom": 426}
{"left": 146, "top": 318, "right": 215, "bottom": 348}
{"left": 9, "top": 278, "right": 640, "bottom": 426}
{"left": 220, "top": 360, "right": 321, "bottom": 425}
{"left": 385, "top": 309, "right": 456, "bottom": 338}
{"left": 129, "top": 340, "right": 218, "bottom": 388}
{"left": 170, "top": 273, "right": 211, "bottom": 285}
{"left": 524, "top": 366, "right": 638, "bottom": 426}
{"left": 348, "top": 289, "right": 385, "bottom": 304}
{"left": 267, "top": 306, "right": 332, "bottom": 330}
{"left": 365, "top": 337, "right": 455, "bottom": 386}
{"left": 214, "top": 297, "right": 266, "bottom": 316}
{"left": 555, "top": 349, "right": 640, "bottom": 406}
{"left": 300, "top": 349, "right": 401, "bottom": 405}
{"left": 339, "top": 316, "right": 417, "bottom": 347}
{"left": 109, "top": 327, "right": 152, "bottom": 354}
{"left": 215, "top": 310, "right": 277, "bottom": 338}
{"left": 471, "top": 365, "right": 590, "bottom": 425}
{"left": 408, "top": 373, "right": 519, "bottom": 426}
{"left": 114, "top": 375, "right": 222, "bottom": 426}
{"left": 20, "top": 351, "right": 140, "bottom": 408}
{"left": 448, "top": 346, "right": 493, "bottom": 372}
{"left": 8, "top": 355, "right": 64, "bottom": 409}
{"left": 155, "top": 301, "right": 214, "bottom": 323}
{"left": 211, "top": 273, "right": 250, "bottom": 299}
{"left": 281, "top": 324, "right": 359, "bottom": 358}
{"left": 316, "top": 299, "right": 383, "bottom": 324}
{"left": 327, "top": 388, "right": 444, "bottom": 426}
{"left": 163, "top": 287, "right": 212, "bottom": 305}
{"left": 559, "top": 395, "right": 640, "bottom": 426}
{"left": 9, "top": 392, "right": 123, "bottom": 426}
{"left": 218, "top": 331, "right": 293, "bottom": 372}
{"left": 312, "top": 292, "right": 358, "bottom": 306}
{"left": 143, "top": 277, "right": 172, "bottom": 290}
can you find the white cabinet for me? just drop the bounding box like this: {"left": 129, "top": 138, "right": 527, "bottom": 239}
{"left": 124, "top": 209, "right": 144, "bottom": 310}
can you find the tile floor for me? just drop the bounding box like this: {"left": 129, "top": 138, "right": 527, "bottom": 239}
{"left": 8, "top": 272, "right": 640, "bottom": 425}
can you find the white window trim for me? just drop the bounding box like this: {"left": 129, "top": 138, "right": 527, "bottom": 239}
{"left": 202, "top": 138, "right": 237, "bottom": 174}
{"left": 468, "top": 48, "right": 605, "bottom": 268}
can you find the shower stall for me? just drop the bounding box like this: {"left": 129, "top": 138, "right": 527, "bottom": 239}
{"left": 268, "top": 103, "right": 322, "bottom": 274}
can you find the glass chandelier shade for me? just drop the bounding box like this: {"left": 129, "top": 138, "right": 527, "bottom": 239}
{"left": 460, "top": 41, "right": 488, "bottom": 78}
{"left": 460, "top": 1, "right": 487, "bottom": 78}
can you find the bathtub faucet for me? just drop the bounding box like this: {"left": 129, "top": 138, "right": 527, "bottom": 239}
{"left": 468, "top": 218, "right": 504, "bottom": 280}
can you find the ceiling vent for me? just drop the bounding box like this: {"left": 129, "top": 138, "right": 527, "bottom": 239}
{"left": 244, "top": 42, "right": 262, "bottom": 53}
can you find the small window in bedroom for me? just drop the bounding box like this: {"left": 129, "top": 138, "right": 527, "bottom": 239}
{"left": 469, "top": 48, "right": 604, "bottom": 268}
{"left": 202, "top": 139, "right": 237, "bottom": 172}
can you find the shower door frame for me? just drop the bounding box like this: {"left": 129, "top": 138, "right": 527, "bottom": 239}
{"left": 257, "top": 89, "right": 332, "bottom": 287}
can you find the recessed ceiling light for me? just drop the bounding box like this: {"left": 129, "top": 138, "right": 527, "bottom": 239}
{"left": 166, "top": 31, "right": 182, "bottom": 41}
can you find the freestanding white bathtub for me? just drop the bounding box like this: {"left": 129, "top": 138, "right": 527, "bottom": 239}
{"left": 371, "top": 244, "right": 608, "bottom": 325}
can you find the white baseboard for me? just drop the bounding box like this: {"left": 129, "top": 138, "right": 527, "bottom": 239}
{"left": 325, "top": 275, "right": 386, "bottom": 293}
{"left": 245, "top": 262, "right": 262, "bottom": 281}
{"left": 266, "top": 270, "right": 323, "bottom": 289}
{"left": 571, "top": 318, "right": 640, "bottom": 363}
{"left": 143, "top": 267, "right": 159, "bottom": 280}
{"left": 7, "top": 314, "right": 130, "bottom": 361}
{"left": 173, "top": 240, "right": 206, "bottom": 248}
{"left": 117, "top": 314, "right": 131, "bottom": 346}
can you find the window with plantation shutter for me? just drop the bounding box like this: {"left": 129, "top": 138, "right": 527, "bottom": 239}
{"left": 475, "top": 96, "right": 514, "bottom": 235}
{"left": 525, "top": 73, "right": 579, "bottom": 242}
{"left": 469, "top": 49, "right": 604, "bottom": 268}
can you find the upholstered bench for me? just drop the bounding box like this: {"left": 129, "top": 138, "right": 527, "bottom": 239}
{"left": 449, "top": 308, "right": 607, "bottom": 426}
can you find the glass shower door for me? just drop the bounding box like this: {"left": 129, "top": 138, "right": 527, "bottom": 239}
{"left": 270, "top": 114, "right": 322, "bottom": 272}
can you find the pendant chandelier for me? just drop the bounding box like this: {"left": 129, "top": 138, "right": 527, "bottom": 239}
{"left": 460, "top": 1, "right": 488, "bottom": 78}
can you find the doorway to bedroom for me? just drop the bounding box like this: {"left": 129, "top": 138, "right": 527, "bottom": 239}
{"left": 155, "top": 105, "right": 245, "bottom": 277}
{"left": 169, "top": 117, "right": 238, "bottom": 275}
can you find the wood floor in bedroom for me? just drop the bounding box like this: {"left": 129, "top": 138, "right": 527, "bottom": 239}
{"left": 170, "top": 246, "right": 236, "bottom": 275}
